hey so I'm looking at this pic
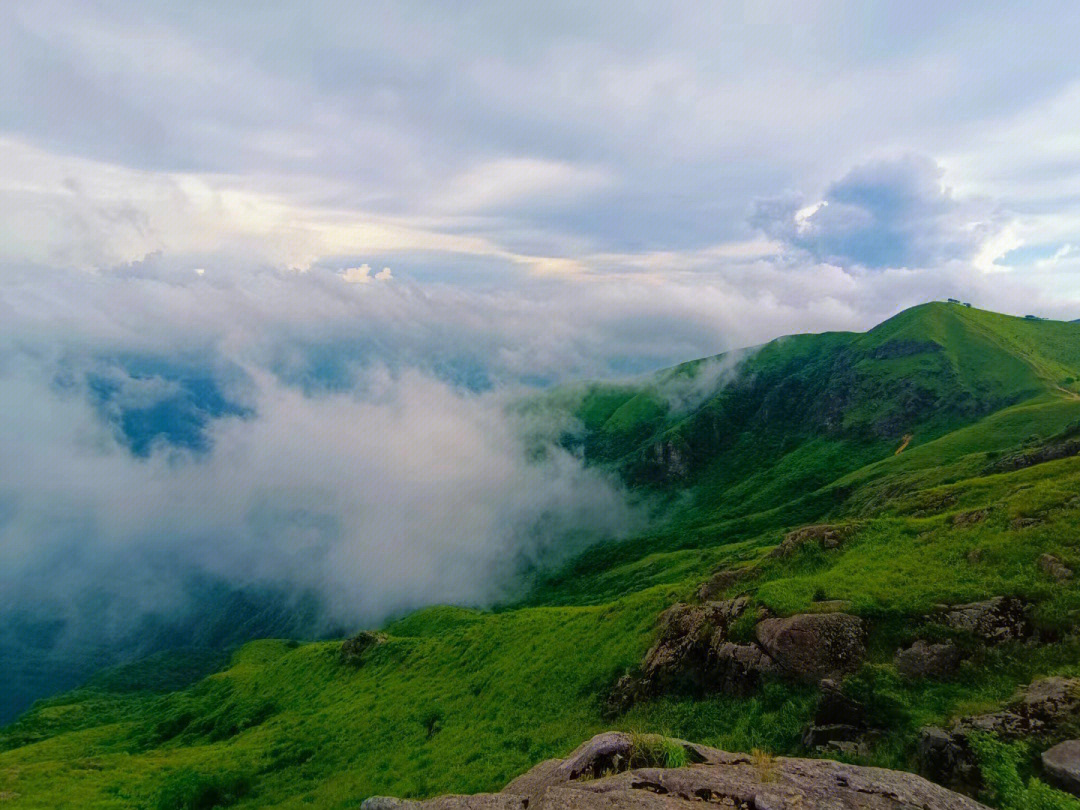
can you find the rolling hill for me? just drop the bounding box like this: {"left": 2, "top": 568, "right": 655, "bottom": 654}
{"left": 4, "top": 302, "right": 1080, "bottom": 810}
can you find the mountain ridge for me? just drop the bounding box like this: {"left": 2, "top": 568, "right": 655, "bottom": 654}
{"left": 4, "top": 301, "right": 1080, "bottom": 809}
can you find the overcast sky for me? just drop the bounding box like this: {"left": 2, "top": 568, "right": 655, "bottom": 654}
{"left": 4, "top": 3, "right": 1080, "bottom": 693}
{"left": 3, "top": 0, "right": 1080, "bottom": 332}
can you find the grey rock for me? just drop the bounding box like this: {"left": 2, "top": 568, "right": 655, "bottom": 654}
{"left": 755, "top": 613, "right": 865, "bottom": 681}
{"left": 374, "top": 731, "right": 990, "bottom": 810}
{"left": 710, "top": 641, "right": 778, "bottom": 694}
{"left": 1014, "top": 677, "right": 1080, "bottom": 727}
{"left": 955, "top": 677, "right": 1080, "bottom": 740}
{"left": 939, "top": 597, "right": 1030, "bottom": 644}
{"left": 919, "top": 727, "right": 978, "bottom": 792}
{"left": 1042, "top": 739, "right": 1080, "bottom": 796}
{"left": 895, "top": 640, "right": 962, "bottom": 680}
{"left": 771, "top": 524, "right": 854, "bottom": 557}
{"left": 613, "top": 598, "right": 771, "bottom": 707}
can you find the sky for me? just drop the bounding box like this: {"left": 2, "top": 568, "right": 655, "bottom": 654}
{"left": 3, "top": 1, "right": 1080, "bottom": 713}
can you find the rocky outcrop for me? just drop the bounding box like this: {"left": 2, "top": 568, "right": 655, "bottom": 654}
{"left": 937, "top": 597, "right": 1031, "bottom": 644}
{"left": 895, "top": 640, "right": 962, "bottom": 680}
{"left": 987, "top": 437, "right": 1080, "bottom": 474}
{"left": 1042, "top": 740, "right": 1080, "bottom": 796}
{"left": 340, "top": 630, "right": 387, "bottom": 666}
{"left": 614, "top": 602, "right": 868, "bottom": 709}
{"left": 609, "top": 597, "right": 776, "bottom": 708}
{"left": 635, "top": 598, "right": 755, "bottom": 694}
{"left": 771, "top": 523, "right": 854, "bottom": 557}
{"left": 364, "top": 731, "right": 989, "bottom": 810}
{"left": 1039, "top": 554, "right": 1074, "bottom": 582}
{"left": 955, "top": 676, "right": 1080, "bottom": 738}
{"left": 920, "top": 677, "right": 1080, "bottom": 789}
{"left": 755, "top": 613, "right": 865, "bottom": 681}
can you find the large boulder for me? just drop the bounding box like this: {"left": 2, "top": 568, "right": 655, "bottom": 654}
{"left": 938, "top": 597, "right": 1030, "bottom": 644}
{"left": 755, "top": 613, "right": 865, "bottom": 680}
{"left": 895, "top": 640, "right": 962, "bottom": 680}
{"left": 1042, "top": 740, "right": 1080, "bottom": 796}
{"left": 637, "top": 598, "right": 751, "bottom": 693}
{"left": 611, "top": 598, "right": 775, "bottom": 709}
{"left": 364, "top": 731, "right": 989, "bottom": 810}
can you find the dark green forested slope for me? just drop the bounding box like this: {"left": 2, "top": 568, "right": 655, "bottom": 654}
{"left": 4, "top": 302, "right": 1080, "bottom": 810}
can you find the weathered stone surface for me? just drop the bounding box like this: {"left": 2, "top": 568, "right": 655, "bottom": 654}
{"left": 938, "top": 597, "right": 1030, "bottom": 644}
{"left": 755, "top": 613, "right": 865, "bottom": 680}
{"left": 919, "top": 727, "right": 979, "bottom": 792}
{"left": 771, "top": 524, "right": 854, "bottom": 557}
{"left": 340, "top": 630, "right": 387, "bottom": 665}
{"left": 895, "top": 640, "right": 962, "bottom": 680}
{"left": 1013, "top": 677, "right": 1080, "bottom": 728}
{"left": 362, "top": 797, "right": 525, "bottom": 810}
{"left": 924, "top": 677, "right": 1080, "bottom": 788}
{"left": 954, "top": 676, "right": 1080, "bottom": 740}
{"left": 1042, "top": 739, "right": 1080, "bottom": 796}
{"left": 367, "top": 731, "right": 989, "bottom": 810}
{"left": 1039, "top": 554, "right": 1074, "bottom": 582}
{"left": 638, "top": 598, "right": 752, "bottom": 693}
{"left": 611, "top": 598, "right": 776, "bottom": 709}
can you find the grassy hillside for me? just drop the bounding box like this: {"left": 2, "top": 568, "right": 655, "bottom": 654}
{"left": 5, "top": 302, "right": 1080, "bottom": 809}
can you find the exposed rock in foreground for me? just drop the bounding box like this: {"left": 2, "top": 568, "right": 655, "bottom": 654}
{"left": 363, "top": 731, "right": 988, "bottom": 810}
{"left": 1042, "top": 740, "right": 1080, "bottom": 796}
{"left": 920, "top": 677, "right": 1080, "bottom": 790}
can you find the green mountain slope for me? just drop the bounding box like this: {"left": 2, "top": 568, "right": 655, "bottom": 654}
{"left": 5, "top": 302, "right": 1080, "bottom": 809}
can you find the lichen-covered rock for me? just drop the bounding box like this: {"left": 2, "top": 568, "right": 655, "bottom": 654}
{"left": 771, "top": 523, "right": 854, "bottom": 557}
{"left": 637, "top": 598, "right": 751, "bottom": 693}
{"left": 366, "top": 731, "right": 989, "bottom": 810}
{"left": 938, "top": 597, "right": 1030, "bottom": 644}
{"left": 954, "top": 676, "right": 1080, "bottom": 739}
{"left": 1039, "top": 554, "right": 1073, "bottom": 582}
{"left": 895, "top": 640, "right": 963, "bottom": 680}
{"left": 340, "top": 630, "right": 387, "bottom": 666}
{"left": 709, "top": 640, "right": 778, "bottom": 694}
{"left": 755, "top": 613, "right": 865, "bottom": 680}
{"left": 1042, "top": 740, "right": 1080, "bottom": 796}
{"left": 923, "top": 677, "right": 1080, "bottom": 790}
{"left": 1013, "top": 677, "right": 1080, "bottom": 728}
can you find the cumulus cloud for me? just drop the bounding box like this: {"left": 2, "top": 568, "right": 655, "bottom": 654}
{"left": 751, "top": 154, "right": 1011, "bottom": 270}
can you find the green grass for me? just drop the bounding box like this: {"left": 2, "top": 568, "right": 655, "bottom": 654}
{"left": 7, "top": 303, "right": 1080, "bottom": 807}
